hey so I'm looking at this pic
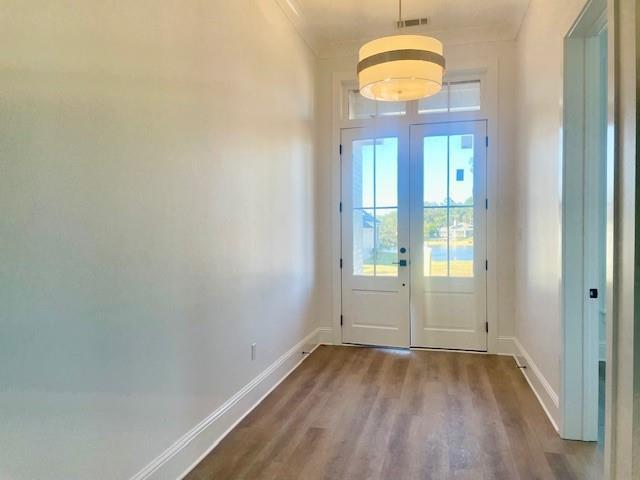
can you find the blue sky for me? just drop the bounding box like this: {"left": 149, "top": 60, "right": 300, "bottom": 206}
{"left": 353, "top": 135, "right": 474, "bottom": 208}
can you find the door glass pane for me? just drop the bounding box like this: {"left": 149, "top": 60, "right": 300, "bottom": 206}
{"left": 423, "top": 133, "right": 476, "bottom": 278}
{"left": 348, "top": 89, "right": 406, "bottom": 119}
{"left": 351, "top": 137, "right": 399, "bottom": 278}
{"left": 417, "top": 80, "right": 481, "bottom": 114}
{"left": 424, "top": 207, "right": 448, "bottom": 277}
{"left": 376, "top": 138, "right": 398, "bottom": 208}
{"left": 423, "top": 136, "right": 448, "bottom": 206}
{"left": 348, "top": 90, "right": 376, "bottom": 119}
{"left": 353, "top": 208, "right": 375, "bottom": 276}
{"left": 449, "top": 207, "right": 474, "bottom": 277}
{"left": 449, "top": 135, "right": 474, "bottom": 206}
{"left": 352, "top": 140, "right": 374, "bottom": 208}
{"left": 376, "top": 100, "right": 406, "bottom": 117}
{"left": 375, "top": 208, "right": 398, "bottom": 276}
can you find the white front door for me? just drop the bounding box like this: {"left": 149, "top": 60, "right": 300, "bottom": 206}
{"left": 410, "top": 121, "right": 488, "bottom": 350}
{"left": 340, "top": 127, "right": 410, "bottom": 348}
{"left": 340, "top": 121, "right": 487, "bottom": 351}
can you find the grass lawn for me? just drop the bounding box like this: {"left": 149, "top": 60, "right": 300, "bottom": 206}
{"left": 427, "top": 260, "right": 473, "bottom": 277}
{"left": 361, "top": 260, "right": 473, "bottom": 277}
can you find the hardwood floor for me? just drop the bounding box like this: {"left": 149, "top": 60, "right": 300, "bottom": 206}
{"left": 186, "top": 346, "right": 602, "bottom": 480}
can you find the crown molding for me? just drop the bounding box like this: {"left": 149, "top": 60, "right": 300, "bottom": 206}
{"left": 273, "top": 0, "right": 321, "bottom": 56}
{"left": 317, "top": 23, "right": 520, "bottom": 58}
{"left": 273, "top": 0, "right": 520, "bottom": 60}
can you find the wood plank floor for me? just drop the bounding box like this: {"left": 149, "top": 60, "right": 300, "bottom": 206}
{"left": 186, "top": 346, "right": 602, "bottom": 480}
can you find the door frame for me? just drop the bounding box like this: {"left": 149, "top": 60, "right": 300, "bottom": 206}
{"left": 329, "top": 56, "right": 500, "bottom": 352}
{"left": 561, "top": 2, "right": 637, "bottom": 478}
{"left": 562, "top": 0, "right": 608, "bottom": 442}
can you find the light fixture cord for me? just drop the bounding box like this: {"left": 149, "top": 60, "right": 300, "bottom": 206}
{"left": 398, "top": 0, "right": 402, "bottom": 24}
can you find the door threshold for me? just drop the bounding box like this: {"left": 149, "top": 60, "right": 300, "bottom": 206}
{"left": 341, "top": 342, "right": 489, "bottom": 355}
{"left": 341, "top": 342, "right": 411, "bottom": 351}
{"left": 410, "top": 345, "right": 489, "bottom": 354}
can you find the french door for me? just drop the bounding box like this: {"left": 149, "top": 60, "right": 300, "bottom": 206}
{"left": 410, "top": 121, "right": 487, "bottom": 350}
{"left": 341, "top": 121, "right": 487, "bottom": 351}
{"left": 340, "top": 127, "right": 411, "bottom": 348}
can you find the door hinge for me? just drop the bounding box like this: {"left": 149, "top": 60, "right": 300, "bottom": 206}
{"left": 485, "top": 136, "right": 489, "bottom": 147}
{"left": 340, "top": 315, "right": 343, "bottom": 326}
{"left": 340, "top": 258, "right": 343, "bottom": 269}
{"left": 486, "top": 322, "right": 489, "bottom": 333}
{"left": 485, "top": 198, "right": 488, "bottom": 210}
{"left": 485, "top": 260, "right": 488, "bottom": 271}
{"left": 339, "top": 144, "right": 343, "bottom": 155}
{"left": 339, "top": 201, "right": 342, "bottom": 213}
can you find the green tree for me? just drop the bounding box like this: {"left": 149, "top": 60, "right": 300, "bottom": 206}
{"left": 424, "top": 208, "right": 447, "bottom": 239}
{"left": 378, "top": 210, "right": 397, "bottom": 250}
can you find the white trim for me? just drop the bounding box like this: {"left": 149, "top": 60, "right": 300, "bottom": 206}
{"left": 129, "top": 328, "right": 322, "bottom": 480}
{"left": 330, "top": 72, "right": 346, "bottom": 347}
{"left": 272, "top": 0, "right": 321, "bottom": 56}
{"left": 513, "top": 337, "right": 560, "bottom": 432}
{"left": 561, "top": 0, "right": 608, "bottom": 442}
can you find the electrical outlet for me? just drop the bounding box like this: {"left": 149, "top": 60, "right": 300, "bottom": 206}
{"left": 251, "top": 343, "right": 257, "bottom": 361}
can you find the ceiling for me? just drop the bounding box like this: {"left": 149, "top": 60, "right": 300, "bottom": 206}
{"left": 276, "top": 0, "right": 530, "bottom": 57}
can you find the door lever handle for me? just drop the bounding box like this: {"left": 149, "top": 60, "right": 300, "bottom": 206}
{"left": 393, "top": 260, "right": 408, "bottom": 267}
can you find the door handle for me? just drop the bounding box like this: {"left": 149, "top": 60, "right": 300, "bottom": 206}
{"left": 393, "top": 260, "right": 408, "bottom": 267}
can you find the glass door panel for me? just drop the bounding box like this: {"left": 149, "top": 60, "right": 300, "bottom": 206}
{"left": 410, "top": 121, "right": 487, "bottom": 351}
{"left": 341, "top": 128, "right": 410, "bottom": 348}
{"left": 351, "top": 138, "right": 399, "bottom": 278}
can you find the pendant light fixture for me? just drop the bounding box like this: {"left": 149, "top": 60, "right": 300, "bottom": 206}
{"left": 357, "top": 0, "right": 445, "bottom": 102}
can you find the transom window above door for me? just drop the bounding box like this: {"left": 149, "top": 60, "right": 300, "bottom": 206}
{"left": 347, "top": 90, "right": 406, "bottom": 120}
{"left": 342, "top": 78, "right": 482, "bottom": 121}
{"left": 418, "top": 80, "right": 481, "bottom": 114}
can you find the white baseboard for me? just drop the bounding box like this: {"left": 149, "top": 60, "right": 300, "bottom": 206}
{"left": 129, "top": 328, "right": 322, "bottom": 480}
{"left": 512, "top": 337, "right": 560, "bottom": 432}
{"left": 317, "top": 327, "right": 334, "bottom": 345}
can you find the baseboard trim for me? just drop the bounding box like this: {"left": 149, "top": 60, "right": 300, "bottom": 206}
{"left": 512, "top": 337, "right": 560, "bottom": 432}
{"left": 129, "top": 328, "right": 322, "bottom": 480}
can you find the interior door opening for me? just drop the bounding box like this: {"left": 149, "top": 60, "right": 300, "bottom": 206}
{"left": 562, "top": 0, "right": 608, "bottom": 448}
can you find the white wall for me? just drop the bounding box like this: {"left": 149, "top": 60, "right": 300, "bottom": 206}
{"left": 0, "top": 1, "right": 327, "bottom": 478}
{"left": 513, "top": 0, "right": 589, "bottom": 425}
{"left": 316, "top": 40, "right": 518, "bottom": 344}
